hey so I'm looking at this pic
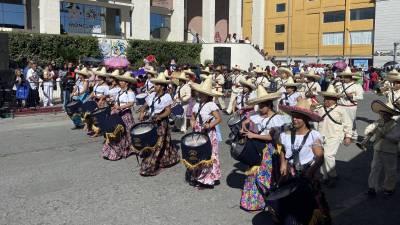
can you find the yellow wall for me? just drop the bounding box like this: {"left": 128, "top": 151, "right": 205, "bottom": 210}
{"left": 242, "top": 0, "right": 253, "bottom": 40}
{"left": 262, "top": 0, "right": 374, "bottom": 58}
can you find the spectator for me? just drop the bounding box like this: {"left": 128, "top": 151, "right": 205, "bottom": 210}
{"left": 225, "top": 34, "right": 231, "bottom": 43}
{"left": 232, "top": 33, "right": 238, "bottom": 43}
{"left": 23, "top": 60, "right": 32, "bottom": 79}
{"left": 214, "top": 32, "right": 222, "bottom": 43}
{"left": 244, "top": 37, "right": 251, "bottom": 44}
{"left": 61, "top": 62, "right": 76, "bottom": 110}
{"left": 42, "top": 66, "right": 54, "bottom": 107}
{"left": 26, "top": 62, "right": 40, "bottom": 108}
{"left": 370, "top": 69, "right": 379, "bottom": 90}
{"left": 192, "top": 33, "right": 200, "bottom": 43}
{"left": 13, "top": 68, "right": 27, "bottom": 108}
{"left": 58, "top": 63, "right": 68, "bottom": 103}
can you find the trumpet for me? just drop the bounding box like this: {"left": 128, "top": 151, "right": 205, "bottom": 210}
{"left": 355, "top": 126, "right": 378, "bottom": 151}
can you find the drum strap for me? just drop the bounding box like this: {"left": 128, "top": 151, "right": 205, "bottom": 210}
{"left": 306, "top": 82, "right": 315, "bottom": 92}
{"left": 341, "top": 83, "right": 357, "bottom": 105}
{"left": 258, "top": 114, "right": 277, "bottom": 134}
{"left": 280, "top": 92, "right": 294, "bottom": 106}
{"left": 117, "top": 90, "right": 128, "bottom": 106}
{"left": 322, "top": 105, "right": 341, "bottom": 125}
{"left": 149, "top": 93, "right": 165, "bottom": 116}
{"left": 289, "top": 130, "right": 312, "bottom": 164}
{"left": 195, "top": 102, "right": 207, "bottom": 126}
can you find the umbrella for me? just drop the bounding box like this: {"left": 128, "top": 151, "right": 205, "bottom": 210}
{"left": 104, "top": 56, "right": 130, "bottom": 69}
{"left": 383, "top": 61, "right": 399, "bottom": 68}
{"left": 334, "top": 61, "right": 347, "bottom": 70}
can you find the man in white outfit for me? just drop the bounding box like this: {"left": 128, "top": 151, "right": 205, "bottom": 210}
{"left": 173, "top": 71, "right": 192, "bottom": 133}
{"left": 226, "top": 66, "right": 244, "bottom": 114}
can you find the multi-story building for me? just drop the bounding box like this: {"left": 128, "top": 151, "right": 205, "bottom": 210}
{"left": 373, "top": 0, "right": 400, "bottom": 67}
{"left": 243, "top": 0, "right": 375, "bottom": 66}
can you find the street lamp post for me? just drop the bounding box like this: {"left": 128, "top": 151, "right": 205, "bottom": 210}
{"left": 394, "top": 42, "right": 399, "bottom": 63}
{"left": 347, "top": 28, "right": 352, "bottom": 66}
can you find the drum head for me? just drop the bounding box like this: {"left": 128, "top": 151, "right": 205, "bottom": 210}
{"left": 92, "top": 107, "right": 110, "bottom": 116}
{"left": 131, "top": 123, "right": 155, "bottom": 135}
{"left": 182, "top": 133, "right": 208, "bottom": 147}
{"left": 136, "top": 93, "right": 147, "bottom": 99}
{"left": 227, "top": 114, "right": 245, "bottom": 126}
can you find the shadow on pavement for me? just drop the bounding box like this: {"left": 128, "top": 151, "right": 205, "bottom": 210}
{"left": 252, "top": 211, "right": 275, "bottom": 225}
{"left": 226, "top": 168, "right": 246, "bottom": 189}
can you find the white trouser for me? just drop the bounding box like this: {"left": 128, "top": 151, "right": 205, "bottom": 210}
{"left": 368, "top": 150, "right": 398, "bottom": 191}
{"left": 321, "top": 137, "right": 342, "bottom": 179}
{"left": 341, "top": 105, "right": 358, "bottom": 139}
{"left": 43, "top": 82, "right": 54, "bottom": 107}
{"left": 226, "top": 92, "right": 238, "bottom": 114}
{"left": 175, "top": 103, "right": 188, "bottom": 132}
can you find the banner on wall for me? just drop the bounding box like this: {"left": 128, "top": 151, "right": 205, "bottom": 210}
{"left": 98, "top": 38, "right": 128, "bottom": 58}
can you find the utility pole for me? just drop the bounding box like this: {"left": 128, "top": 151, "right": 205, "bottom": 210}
{"left": 286, "top": 0, "right": 291, "bottom": 65}
{"left": 394, "top": 42, "right": 399, "bottom": 63}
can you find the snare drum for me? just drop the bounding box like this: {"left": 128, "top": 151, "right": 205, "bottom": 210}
{"left": 181, "top": 132, "right": 212, "bottom": 169}
{"left": 136, "top": 93, "right": 147, "bottom": 106}
{"left": 170, "top": 104, "right": 185, "bottom": 124}
{"left": 227, "top": 113, "right": 246, "bottom": 140}
{"left": 81, "top": 100, "right": 98, "bottom": 114}
{"left": 130, "top": 122, "right": 158, "bottom": 151}
{"left": 65, "top": 100, "right": 82, "bottom": 116}
{"left": 230, "top": 139, "right": 266, "bottom": 166}
{"left": 90, "top": 107, "right": 111, "bottom": 134}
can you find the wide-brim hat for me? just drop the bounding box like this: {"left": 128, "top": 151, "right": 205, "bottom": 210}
{"left": 338, "top": 67, "right": 354, "bottom": 77}
{"left": 253, "top": 66, "right": 266, "bottom": 74}
{"left": 246, "top": 85, "right": 281, "bottom": 105}
{"left": 95, "top": 67, "right": 108, "bottom": 77}
{"left": 201, "top": 67, "right": 212, "bottom": 74}
{"left": 76, "top": 67, "right": 91, "bottom": 77}
{"left": 184, "top": 69, "right": 195, "bottom": 76}
{"left": 114, "top": 71, "right": 137, "bottom": 83}
{"left": 387, "top": 69, "right": 400, "bottom": 82}
{"left": 107, "top": 69, "right": 121, "bottom": 78}
{"left": 232, "top": 65, "right": 244, "bottom": 72}
{"left": 304, "top": 69, "right": 321, "bottom": 80}
{"left": 318, "top": 85, "right": 340, "bottom": 98}
{"left": 279, "top": 99, "right": 323, "bottom": 122}
{"left": 176, "top": 71, "right": 189, "bottom": 81}
{"left": 239, "top": 78, "right": 256, "bottom": 90}
{"left": 371, "top": 100, "right": 400, "bottom": 115}
{"left": 150, "top": 72, "right": 171, "bottom": 84}
{"left": 191, "top": 77, "right": 223, "bottom": 97}
{"left": 388, "top": 69, "right": 400, "bottom": 76}
{"left": 283, "top": 77, "right": 301, "bottom": 88}
{"left": 278, "top": 67, "right": 293, "bottom": 77}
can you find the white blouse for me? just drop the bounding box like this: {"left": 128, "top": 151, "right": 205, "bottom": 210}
{"left": 117, "top": 89, "right": 136, "bottom": 106}
{"left": 236, "top": 91, "right": 257, "bottom": 109}
{"left": 108, "top": 86, "right": 121, "bottom": 100}
{"left": 145, "top": 92, "right": 173, "bottom": 116}
{"left": 280, "top": 91, "right": 301, "bottom": 106}
{"left": 144, "top": 79, "right": 154, "bottom": 93}
{"left": 250, "top": 114, "right": 285, "bottom": 135}
{"left": 93, "top": 84, "right": 109, "bottom": 97}
{"left": 280, "top": 130, "right": 323, "bottom": 165}
{"left": 192, "top": 102, "right": 219, "bottom": 125}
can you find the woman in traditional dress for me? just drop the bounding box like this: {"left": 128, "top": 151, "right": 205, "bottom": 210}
{"left": 106, "top": 70, "right": 122, "bottom": 104}
{"left": 188, "top": 77, "right": 223, "bottom": 189}
{"left": 69, "top": 67, "right": 90, "bottom": 129}
{"left": 102, "top": 71, "right": 136, "bottom": 161}
{"left": 138, "top": 72, "right": 180, "bottom": 176}
{"left": 239, "top": 86, "right": 283, "bottom": 211}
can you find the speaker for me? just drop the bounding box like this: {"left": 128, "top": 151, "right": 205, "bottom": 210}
{"left": 0, "top": 33, "right": 8, "bottom": 71}
{"left": 214, "top": 47, "right": 231, "bottom": 68}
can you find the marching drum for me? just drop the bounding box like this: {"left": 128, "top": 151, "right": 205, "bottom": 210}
{"left": 181, "top": 132, "right": 212, "bottom": 167}
{"left": 230, "top": 139, "right": 266, "bottom": 166}
{"left": 170, "top": 104, "right": 185, "bottom": 125}
{"left": 65, "top": 100, "right": 82, "bottom": 116}
{"left": 81, "top": 100, "right": 98, "bottom": 114}
{"left": 136, "top": 93, "right": 147, "bottom": 106}
{"left": 130, "top": 122, "right": 158, "bottom": 151}
{"left": 227, "top": 113, "right": 246, "bottom": 140}
{"left": 90, "top": 107, "right": 111, "bottom": 134}
{"left": 101, "top": 113, "right": 125, "bottom": 134}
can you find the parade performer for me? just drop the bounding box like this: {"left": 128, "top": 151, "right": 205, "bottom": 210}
{"left": 144, "top": 68, "right": 157, "bottom": 94}
{"left": 90, "top": 67, "right": 109, "bottom": 109}
{"left": 279, "top": 76, "right": 302, "bottom": 107}
{"left": 226, "top": 66, "right": 245, "bottom": 115}
{"left": 276, "top": 67, "right": 293, "bottom": 93}
{"left": 213, "top": 66, "right": 226, "bottom": 111}
{"left": 138, "top": 72, "right": 180, "bottom": 176}
{"left": 188, "top": 77, "right": 223, "bottom": 189}
{"left": 316, "top": 85, "right": 353, "bottom": 186}
{"left": 275, "top": 99, "right": 331, "bottom": 225}
{"left": 102, "top": 71, "right": 136, "bottom": 161}
{"left": 106, "top": 70, "right": 122, "bottom": 103}
{"left": 69, "top": 67, "right": 90, "bottom": 129}
{"left": 303, "top": 69, "right": 321, "bottom": 107}
{"left": 366, "top": 100, "right": 400, "bottom": 196}
{"left": 335, "top": 67, "right": 364, "bottom": 140}
{"left": 236, "top": 78, "right": 257, "bottom": 115}
{"left": 173, "top": 71, "right": 192, "bottom": 133}
{"left": 382, "top": 69, "right": 400, "bottom": 111}
{"left": 254, "top": 66, "right": 270, "bottom": 90}
{"left": 239, "top": 86, "right": 283, "bottom": 211}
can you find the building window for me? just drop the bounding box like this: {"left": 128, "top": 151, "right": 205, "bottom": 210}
{"left": 150, "top": 13, "right": 170, "bottom": 39}
{"left": 350, "top": 8, "right": 374, "bottom": 21}
{"left": 323, "top": 32, "right": 343, "bottom": 46}
{"left": 275, "top": 24, "right": 285, "bottom": 33}
{"left": 323, "top": 11, "right": 345, "bottom": 23}
{"left": 276, "top": 3, "right": 286, "bottom": 12}
{"left": 275, "top": 42, "right": 285, "bottom": 51}
{"left": 0, "top": 0, "right": 25, "bottom": 29}
{"left": 350, "top": 31, "right": 372, "bottom": 45}
{"left": 60, "top": 2, "right": 121, "bottom": 36}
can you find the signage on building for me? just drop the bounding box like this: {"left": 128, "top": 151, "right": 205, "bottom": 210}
{"left": 98, "top": 38, "right": 128, "bottom": 58}
{"left": 152, "top": 0, "right": 173, "bottom": 9}
{"left": 61, "top": 2, "right": 104, "bottom": 35}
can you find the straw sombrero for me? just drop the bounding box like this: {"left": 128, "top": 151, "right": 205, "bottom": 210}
{"left": 232, "top": 65, "right": 243, "bottom": 72}
{"left": 201, "top": 67, "right": 212, "bottom": 74}
{"left": 283, "top": 77, "right": 301, "bottom": 88}
{"left": 176, "top": 72, "right": 189, "bottom": 81}
{"left": 239, "top": 78, "right": 256, "bottom": 90}
{"left": 299, "top": 68, "right": 305, "bottom": 75}
{"left": 278, "top": 67, "right": 293, "bottom": 77}
{"left": 338, "top": 67, "right": 354, "bottom": 77}
{"left": 279, "top": 99, "right": 323, "bottom": 122}
{"left": 150, "top": 72, "right": 171, "bottom": 84}
{"left": 114, "top": 71, "right": 137, "bottom": 83}
{"left": 145, "top": 67, "right": 157, "bottom": 75}
{"left": 253, "top": 66, "right": 266, "bottom": 74}
{"left": 388, "top": 69, "right": 400, "bottom": 76}
{"left": 76, "top": 67, "right": 91, "bottom": 77}
{"left": 387, "top": 69, "right": 400, "bottom": 82}
{"left": 304, "top": 69, "right": 321, "bottom": 80}
{"left": 95, "top": 67, "right": 108, "bottom": 77}
{"left": 108, "top": 69, "right": 121, "bottom": 78}
{"left": 371, "top": 100, "right": 400, "bottom": 115}
{"left": 184, "top": 69, "right": 195, "bottom": 76}
{"left": 246, "top": 85, "right": 281, "bottom": 105}
{"left": 191, "top": 77, "right": 223, "bottom": 97}
{"left": 318, "top": 85, "right": 340, "bottom": 98}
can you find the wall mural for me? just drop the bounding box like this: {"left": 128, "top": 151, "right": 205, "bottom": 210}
{"left": 98, "top": 38, "right": 128, "bottom": 58}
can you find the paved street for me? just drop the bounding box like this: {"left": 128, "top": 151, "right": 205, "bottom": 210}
{"left": 0, "top": 92, "right": 399, "bottom": 225}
